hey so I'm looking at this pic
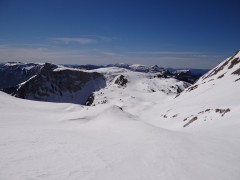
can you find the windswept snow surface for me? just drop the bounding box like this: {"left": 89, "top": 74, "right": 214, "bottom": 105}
{"left": 1, "top": 52, "right": 240, "bottom": 180}
{"left": 0, "top": 93, "right": 240, "bottom": 179}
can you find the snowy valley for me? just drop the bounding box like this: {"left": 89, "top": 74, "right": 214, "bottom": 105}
{"left": 0, "top": 51, "right": 240, "bottom": 180}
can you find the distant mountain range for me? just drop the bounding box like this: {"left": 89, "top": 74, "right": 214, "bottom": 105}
{"left": 0, "top": 61, "right": 209, "bottom": 104}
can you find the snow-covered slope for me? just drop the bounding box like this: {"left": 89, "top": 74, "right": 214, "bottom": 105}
{"left": 141, "top": 50, "right": 240, "bottom": 130}
{"left": 86, "top": 67, "right": 189, "bottom": 107}
{"left": 1, "top": 89, "right": 240, "bottom": 180}
{"left": 1, "top": 51, "right": 240, "bottom": 180}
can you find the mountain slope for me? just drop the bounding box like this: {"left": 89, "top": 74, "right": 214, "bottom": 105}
{"left": 85, "top": 67, "right": 190, "bottom": 106}
{"left": 7, "top": 66, "right": 106, "bottom": 104}
{"left": 0, "top": 62, "right": 44, "bottom": 89}
{"left": 140, "top": 50, "right": 240, "bottom": 130}
{"left": 0, "top": 90, "right": 240, "bottom": 180}
{"left": 1, "top": 51, "right": 240, "bottom": 180}
{"left": 0, "top": 62, "right": 200, "bottom": 105}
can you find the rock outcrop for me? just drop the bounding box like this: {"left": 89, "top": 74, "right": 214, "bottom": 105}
{"left": 3, "top": 65, "right": 106, "bottom": 104}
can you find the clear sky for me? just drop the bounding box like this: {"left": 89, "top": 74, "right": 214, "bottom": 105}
{"left": 0, "top": 0, "right": 239, "bottom": 68}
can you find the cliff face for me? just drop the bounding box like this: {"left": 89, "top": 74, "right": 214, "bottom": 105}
{"left": 5, "top": 65, "right": 106, "bottom": 104}
{"left": 0, "top": 62, "right": 43, "bottom": 89}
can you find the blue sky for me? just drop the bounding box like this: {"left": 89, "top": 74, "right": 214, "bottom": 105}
{"left": 0, "top": 0, "right": 239, "bottom": 68}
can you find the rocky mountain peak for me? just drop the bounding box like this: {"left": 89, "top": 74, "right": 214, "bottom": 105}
{"left": 40, "top": 62, "right": 59, "bottom": 75}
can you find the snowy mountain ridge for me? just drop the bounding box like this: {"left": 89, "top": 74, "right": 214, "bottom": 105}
{"left": 85, "top": 67, "right": 190, "bottom": 106}
{"left": 5, "top": 65, "right": 106, "bottom": 104}
{"left": 143, "top": 50, "right": 240, "bottom": 130}
{"left": 0, "top": 62, "right": 205, "bottom": 90}
{"left": 0, "top": 51, "right": 240, "bottom": 180}
{"left": 0, "top": 62, "right": 197, "bottom": 104}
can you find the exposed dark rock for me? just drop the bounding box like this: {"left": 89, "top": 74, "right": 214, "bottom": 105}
{"left": 183, "top": 116, "right": 198, "bottom": 127}
{"left": 114, "top": 75, "right": 128, "bottom": 87}
{"left": 198, "top": 108, "right": 212, "bottom": 114}
{"left": 40, "top": 63, "right": 59, "bottom": 75}
{"left": 85, "top": 93, "right": 95, "bottom": 106}
{"left": 5, "top": 69, "right": 106, "bottom": 104}
{"left": 118, "top": 106, "right": 123, "bottom": 111}
{"left": 176, "top": 86, "right": 182, "bottom": 93}
{"left": 232, "top": 68, "right": 240, "bottom": 76}
{"left": 215, "top": 108, "right": 230, "bottom": 117}
{"left": 171, "top": 114, "right": 178, "bottom": 118}
{"left": 228, "top": 58, "right": 240, "bottom": 69}
{"left": 217, "top": 74, "right": 224, "bottom": 79}
{"left": 186, "top": 84, "right": 198, "bottom": 92}
{"left": 0, "top": 62, "right": 43, "bottom": 89}
{"left": 174, "top": 94, "right": 180, "bottom": 98}
{"left": 235, "top": 78, "right": 240, "bottom": 82}
{"left": 156, "top": 73, "right": 167, "bottom": 78}
{"left": 182, "top": 108, "right": 230, "bottom": 127}
{"left": 175, "top": 70, "right": 200, "bottom": 84}
{"left": 157, "top": 69, "right": 202, "bottom": 83}
{"left": 100, "top": 99, "right": 108, "bottom": 104}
